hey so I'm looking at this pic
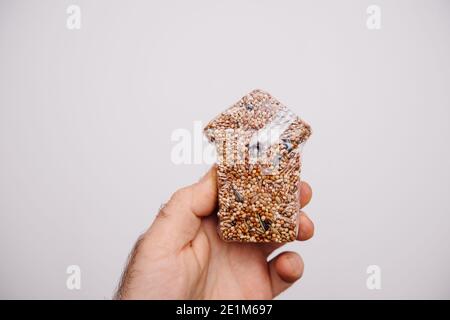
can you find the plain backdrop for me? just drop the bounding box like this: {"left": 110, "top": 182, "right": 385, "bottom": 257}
{"left": 1, "top": 0, "right": 449, "bottom": 299}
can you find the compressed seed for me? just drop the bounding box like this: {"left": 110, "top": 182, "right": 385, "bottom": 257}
{"left": 204, "top": 89, "right": 311, "bottom": 243}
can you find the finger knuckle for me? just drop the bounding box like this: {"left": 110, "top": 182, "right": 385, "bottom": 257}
{"left": 171, "top": 186, "right": 191, "bottom": 203}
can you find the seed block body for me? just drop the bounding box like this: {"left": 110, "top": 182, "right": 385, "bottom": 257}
{"left": 204, "top": 90, "right": 311, "bottom": 243}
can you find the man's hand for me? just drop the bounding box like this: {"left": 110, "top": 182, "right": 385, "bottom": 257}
{"left": 115, "top": 166, "right": 314, "bottom": 299}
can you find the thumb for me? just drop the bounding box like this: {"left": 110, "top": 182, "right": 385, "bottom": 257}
{"left": 146, "top": 166, "right": 218, "bottom": 251}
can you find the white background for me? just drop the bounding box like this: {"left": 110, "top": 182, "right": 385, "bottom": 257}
{"left": 1, "top": 0, "right": 449, "bottom": 299}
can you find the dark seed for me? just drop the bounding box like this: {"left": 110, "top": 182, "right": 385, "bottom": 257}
{"left": 249, "top": 142, "right": 261, "bottom": 158}
{"left": 232, "top": 187, "right": 244, "bottom": 202}
{"left": 256, "top": 142, "right": 260, "bottom": 153}
{"left": 262, "top": 219, "right": 272, "bottom": 231}
{"left": 257, "top": 214, "right": 272, "bottom": 232}
{"left": 282, "top": 139, "right": 293, "bottom": 152}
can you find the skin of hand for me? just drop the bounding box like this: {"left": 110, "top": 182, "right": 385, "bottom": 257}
{"left": 114, "top": 166, "right": 314, "bottom": 300}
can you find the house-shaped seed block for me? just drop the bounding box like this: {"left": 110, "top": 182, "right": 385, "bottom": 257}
{"left": 204, "top": 90, "right": 311, "bottom": 242}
